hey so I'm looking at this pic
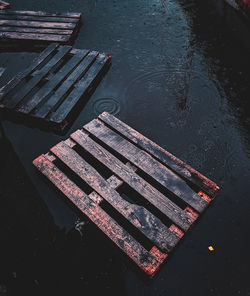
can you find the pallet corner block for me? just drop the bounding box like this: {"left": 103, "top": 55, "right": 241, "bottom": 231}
{"left": 33, "top": 112, "right": 219, "bottom": 277}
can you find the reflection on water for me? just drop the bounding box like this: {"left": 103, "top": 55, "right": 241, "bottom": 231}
{"left": 93, "top": 98, "right": 121, "bottom": 116}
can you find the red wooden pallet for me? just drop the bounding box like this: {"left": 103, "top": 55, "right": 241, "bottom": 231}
{"left": 33, "top": 112, "right": 219, "bottom": 277}
{"left": 0, "top": 10, "right": 81, "bottom": 47}
{"left": 0, "top": 43, "right": 111, "bottom": 132}
{"left": 0, "top": 1, "right": 9, "bottom": 10}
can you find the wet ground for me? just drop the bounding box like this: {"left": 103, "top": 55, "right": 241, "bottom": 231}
{"left": 0, "top": 0, "right": 250, "bottom": 295}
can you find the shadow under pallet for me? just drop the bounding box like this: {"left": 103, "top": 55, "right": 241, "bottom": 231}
{"left": 0, "top": 43, "right": 111, "bottom": 133}
{"left": 33, "top": 112, "right": 219, "bottom": 278}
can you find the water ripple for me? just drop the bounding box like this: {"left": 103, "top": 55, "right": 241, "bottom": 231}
{"left": 93, "top": 98, "right": 121, "bottom": 116}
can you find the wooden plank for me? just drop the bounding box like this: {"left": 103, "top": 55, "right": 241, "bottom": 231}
{"left": 99, "top": 112, "right": 220, "bottom": 198}
{"left": 0, "top": 43, "right": 59, "bottom": 102}
{"left": 0, "top": 19, "right": 76, "bottom": 29}
{"left": 0, "top": 26, "right": 73, "bottom": 35}
{"left": 50, "top": 54, "right": 110, "bottom": 123}
{"left": 0, "top": 10, "right": 81, "bottom": 19}
{"left": 88, "top": 163, "right": 137, "bottom": 204}
{"left": 18, "top": 49, "right": 89, "bottom": 114}
{"left": 83, "top": 119, "right": 208, "bottom": 213}
{"left": 0, "top": 1, "right": 9, "bottom": 10}
{"left": 50, "top": 140, "right": 181, "bottom": 251}
{"left": 33, "top": 154, "right": 163, "bottom": 277}
{"left": 55, "top": 137, "right": 193, "bottom": 232}
{"left": 0, "top": 32, "right": 70, "bottom": 43}
{"left": 70, "top": 130, "right": 194, "bottom": 230}
{"left": 35, "top": 51, "right": 99, "bottom": 119}
{"left": 5, "top": 45, "right": 72, "bottom": 109}
{"left": 0, "top": 14, "right": 79, "bottom": 23}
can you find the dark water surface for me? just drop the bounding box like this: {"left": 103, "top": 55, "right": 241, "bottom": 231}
{"left": 0, "top": 0, "right": 250, "bottom": 295}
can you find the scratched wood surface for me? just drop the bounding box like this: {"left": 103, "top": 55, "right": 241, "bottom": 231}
{"left": 0, "top": 43, "right": 111, "bottom": 132}
{"left": 33, "top": 112, "right": 219, "bottom": 277}
{"left": 0, "top": 9, "right": 81, "bottom": 47}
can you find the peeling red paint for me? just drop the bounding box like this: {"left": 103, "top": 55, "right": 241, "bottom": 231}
{"left": 198, "top": 191, "right": 212, "bottom": 203}
{"left": 150, "top": 246, "right": 168, "bottom": 263}
{"left": 184, "top": 206, "right": 199, "bottom": 223}
{"left": 169, "top": 224, "right": 184, "bottom": 239}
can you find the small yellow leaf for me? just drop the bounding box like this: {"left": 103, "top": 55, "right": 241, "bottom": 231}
{"left": 208, "top": 246, "right": 214, "bottom": 251}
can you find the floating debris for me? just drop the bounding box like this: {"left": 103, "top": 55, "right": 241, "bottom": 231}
{"left": 208, "top": 245, "right": 215, "bottom": 251}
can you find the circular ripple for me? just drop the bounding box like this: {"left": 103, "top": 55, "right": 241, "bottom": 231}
{"left": 93, "top": 98, "right": 121, "bottom": 116}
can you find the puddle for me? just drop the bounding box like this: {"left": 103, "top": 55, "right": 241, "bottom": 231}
{"left": 0, "top": 0, "right": 250, "bottom": 295}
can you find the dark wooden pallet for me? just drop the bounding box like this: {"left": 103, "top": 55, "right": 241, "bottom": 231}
{"left": 33, "top": 112, "right": 219, "bottom": 277}
{"left": 0, "top": 9, "right": 81, "bottom": 47}
{"left": 0, "top": 1, "right": 9, "bottom": 10}
{"left": 0, "top": 43, "right": 111, "bottom": 131}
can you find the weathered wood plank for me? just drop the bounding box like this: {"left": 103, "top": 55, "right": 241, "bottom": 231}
{"left": 0, "top": 14, "right": 79, "bottom": 23}
{"left": 0, "top": 19, "right": 76, "bottom": 29}
{"left": 0, "top": 1, "right": 9, "bottom": 10}
{"left": 0, "top": 10, "right": 81, "bottom": 19}
{"left": 18, "top": 49, "right": 89, "bottom": 114}
{"left": 5, "top": 45, "right": 72, "bottom": 109}
{"left": 0, "top": 43, "right": 59, "bottom": 102}
{"left": 68, "top": 132, "right": 193, "bottom": 231}
{"left": 35, "top": 51, "right": 99, "bottom": 119}
{"left": 99, "top": 112, "right": 219, "bottom": 198}
{"left": 0, "top": 26, "right": 73, "bottom": 35}
{"left": 83, "top": 119, "right": 208, "bottom": 213}
{"left": 0, "top": 32, "right": 70, "bottom": 42}
{"left": 50, "top": 54, "right": 110, "bottom": 123}
{"left": 88, "top": 163, "right": 137, "bottom": 204}
{"left": 33, "top": 154, "right": 164, "bottom": 277}
{"left": 50, "top": 140, "right": 181, "bottom": 251}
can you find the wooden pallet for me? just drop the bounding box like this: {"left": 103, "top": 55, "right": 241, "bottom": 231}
{"left": 33, "top": 112, "right": 219, "bottom": 277}
{"left": 0, "top": 1, "right": 9, "bottom": 10}
{"left": 0, "top": 10, "right": 81, "bottom": 47}
{"left": 0, "top": 43, "right": 111, "bottom": 131}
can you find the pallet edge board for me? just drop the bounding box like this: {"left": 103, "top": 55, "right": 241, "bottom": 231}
{"left": 0, "top": 14, "right": 80, "bottom": 23}
{"left": 0, "top": 10, "right": 81, "bottom": 19}
{"left": 32, "top": 113, "right": 219, "bottom": 277}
